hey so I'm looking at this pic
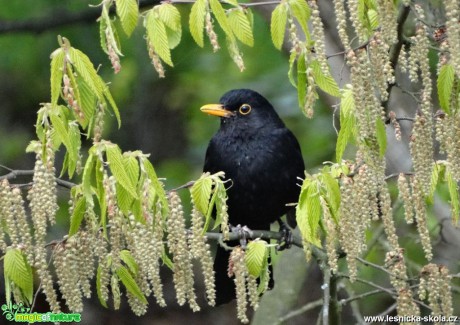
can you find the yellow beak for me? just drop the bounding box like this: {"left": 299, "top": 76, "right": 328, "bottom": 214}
{"left": 200, "top": 104, "right": 234, "bottom": 118}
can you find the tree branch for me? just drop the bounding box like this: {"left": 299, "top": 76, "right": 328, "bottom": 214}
{"left": 0, "top": 0, "right": 160, "bottom": 35}
{"left": 0, "top": 167, "right": 76, "bottom": 189}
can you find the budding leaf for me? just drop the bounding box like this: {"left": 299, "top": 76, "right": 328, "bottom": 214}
{"left": 375, "top": 118, "right": 387, "bottom": 158}
{"left": 446, "top": 169, "right": 460, "bottom": 225}
{"left": 270, "top": 3, "right": 288, "bottom": 50}
{"left": 116, "top": 0, "right": 139, "bottom": 37}
{"left": 106, "top": 145, "right": 138, "bottom": 199}
{"left": 310, "top": 60, "right": 340, "bottom": 97}
{"left": 4, "top": 248, "right": 33, "bottom": 305}
{"left": 189, "top": 0, "right": 207, "bottom": 47}
{"left": 145, "top": 10, "right": 173, "bottom": 66}
{"left": 437, "top": 63, "right": 455, "bottom": 114}
{"left": 296, "top": 179, "right": 322, "bottom": 246}
{"left": 69, "top": 195, "right": 86, "bottom": 236}
{"left": 228, "top": 8, "right": 254, "bottom": 47}
{"left": 336, "top": 87, "right": 356, "bottom": 161}
{"left": 116, "top": 265, "right": 148, "bottom": 304}
{"left": 50, "top": 48, "right": 65, "bottom": 106}
{"left": 191, "top": 173, "right": 213, "bottom": 215}
{"left": 245, "top": 240, "right": 268, "bottom": 277}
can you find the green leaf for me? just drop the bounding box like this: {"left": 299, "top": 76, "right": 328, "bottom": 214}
{"left": 311, "top": 60, "right": 340, "bottom": 97}
{"left": 67, "top": 122, "right": 81, "bottom": 178}
{"left": 288, "top": 51, "right": 298, "bottom": 88}
{"left": 116, "top": 265, "right": 148, "bottom": 304}
{"left": 69, "top": 196, "right": 86, "bottom": 236}
{"left": 289, "top": 0, "right": 310, "bottom": 38}
{"left": 446, "top": 169, "right": 460, "bottom": 225}
{"left": 437, "top": 63, "right": 455, "bottom": 114}
{"left": 158, "top": 3, "right": 181, "bottom": 31}
{"left": 101, "top": 6, "right": 123, "bottom": 56}
{"left": 367, "top": 9, "right": 379, "bottom": 30}
{"left": 50, "top": 48, "right": 65, "bottom": 105}
{"left": 4, "top": 248, "right": 33, "bottom": 304}
{"left": 158, "top": 4, "right": 182, "bottom": 49}
{"left": 68, "top": 47, "right": 104, "bottom": 99}
{"left": 271, "top": 3, "right": 288, "bottom": 50}
{"left": 102, "top": 87, "right": 121, "bottom": 128}
{"left": 116, "top": 0, "right": 139, "bottom": 36}
{"left": 375, "top": 118, "right": 387, "bottom": 157}
{"left": 297, "top": 52, "right": 307, "bottom": 108}
{"left": 74, "top": 75, "right": 95, "bottom": 130}
{"left": 429, "top": 163, "right": 441, "bottom": 200}
{"left": 120, "top": 250, "right": 139, "bottom": 275}
{"left": 191, "top": 174, "right": 213, "bottom": 215}
{"left": 189, "top": 0, "right": 207, "bottom": 47}
{"left": 96, "top": 264, "right": 108, "bottom": 308}
{"left": 209, "top": 0, "right": 233, "bottom": 38}
{"left": 228, "top": 8, "right": 254, "bottom": 47}
{"left": 142, "top": 157, "right": 169, "bottom": 216}
{"left": 245, "top": 240, "right": 268, "bottom": 277}
{"left": 106, "top": 145, "right": 138, "bottom": 199}
{"left": 82, "top": 153, "right": 96, "bottom": 201}
{"left": 145, "top": 11, "right": 173, "bottom": 66}
{"left": 320, "top": 172, "right": 340, "bottom": 221}
{"left": 49, "top": 111, "right": 70, "bottom": 151}
{"left": 296, "top": 179, "right": 322, "bottom": 246}
{"left": 336, "top": 87, "right": 356, "bottom": 161}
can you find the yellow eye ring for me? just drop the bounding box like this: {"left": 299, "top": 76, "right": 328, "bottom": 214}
{"left": 239, "top": 104, "right": 252, "bottom": 115}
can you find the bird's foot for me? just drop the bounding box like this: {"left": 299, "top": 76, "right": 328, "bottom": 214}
{"left": 276, "top": 220, "right": 293, "bottom": 251}
{"left": 231, "top": 224, "right": 253, "bottom": 248}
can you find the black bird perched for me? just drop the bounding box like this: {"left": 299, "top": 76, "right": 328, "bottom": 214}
{"left": 201, "top": 89, "right": 305, "bottom": 305}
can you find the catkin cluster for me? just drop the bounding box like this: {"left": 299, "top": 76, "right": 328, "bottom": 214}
{"left": 385, "top": 249, "right": 420, "bottom": 319}
{"left": 167, "top": 191, "right": 199, "bottom": 311}
{"left": 189, "top": 207, "right": 216, "bottom": 305}
{"left": 419, "top": 264, "right": 454, "bottom": 322}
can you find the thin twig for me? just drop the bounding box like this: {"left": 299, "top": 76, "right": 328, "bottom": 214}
{"left": 277, "top": 298, "right": 323, "bottom": 324}
{"left": 0, "top": 168, "right": 76, "bottom": 189}
{"left": 339, "top": 288, "right": 386, "bottom": 305}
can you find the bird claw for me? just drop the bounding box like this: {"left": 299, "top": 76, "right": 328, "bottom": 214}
{"left": 276, "top": 220, "right": 293, "bottom": 251}
{"left": 231, "top": 224, "right": 253, "bottom": 248}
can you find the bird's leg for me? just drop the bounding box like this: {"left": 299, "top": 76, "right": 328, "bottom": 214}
{"left": 231, "top": 224, "right": 253, "bottom": 249}
{"left": 276, "top": 219, "right": 293, "bottom": 251}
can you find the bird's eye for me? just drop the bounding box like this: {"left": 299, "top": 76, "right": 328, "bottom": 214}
{"left": 239, "top": 104, "right": 252, "bottom": 115}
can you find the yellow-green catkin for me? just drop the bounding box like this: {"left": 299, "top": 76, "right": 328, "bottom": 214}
{"left": 411, "top": 176, "right": 433, "bottom": 261}
{"left": 167, "top": 191, "right": 199, "bottom": 311}
{"left": 397, "top": 173, "right": 415, "bottom": 224}
{"left": 419, "top": 264, "right": 454, "bottom": 322}
{"left": 229, "top": 247, "right": 249, "bottom": 324}
{"left": 189, "top": 207, "right": 216, "bottom": 306}
{"left": 385, "top": 249, "right": 420, "bottom": 320}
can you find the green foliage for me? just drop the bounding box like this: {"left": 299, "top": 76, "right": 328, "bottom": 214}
{"left": 437, "top": 63, "right": 455, "bottom": 114}
{"left": 296, "top": 176, "right": 322, "bottom": 246}
{"left": 116, "top": 265, "right": 148, "bottom": 304}
{"left": 115, "top": 0, "right": 139, "bottom": 37}
{"left": 4, "top": 248, "right": 33, "bottom": 305}
{"left": 270, "top": 3, "right": 288, "bottom": 50}
{"left": 245, "top": 240, "right": 269, "bottom": 277}
{"left": 375, "top": 118, "right": 387, "bottom": 158}
{"left": 228, "top": 8, "right": 254, "bottom": 47}
{"left": 310, "top": 60, "right": 340, "bottom": 97}
{"left": 336, "top": 87, "right": 357, "bottom": 161}
{"left": 189, "top": 0, "right": 207, "bottom": 47}
{"left": 190, "top": 171, "right": 228, "bottom": 232}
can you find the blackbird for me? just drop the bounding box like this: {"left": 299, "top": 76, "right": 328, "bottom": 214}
{"left": 201, "top": 89, "right": 305, "bottom": 305}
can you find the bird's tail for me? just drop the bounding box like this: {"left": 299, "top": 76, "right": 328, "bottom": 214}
{"left": 214, "top": 240, "right": 274, "bottom": 305}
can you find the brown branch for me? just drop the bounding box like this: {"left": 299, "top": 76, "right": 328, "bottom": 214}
{"left": 382, "top": 4, "right": 412, "bottom": 112}
{"left": 0, "top": 0, "right": 160, "bottom": 35}
{"left": 0, "top": 167, "right": 76, "bottom": 189}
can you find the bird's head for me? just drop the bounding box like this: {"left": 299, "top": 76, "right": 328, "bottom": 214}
{"left": 200, "top": 89, "right": 284, "bottom": 130}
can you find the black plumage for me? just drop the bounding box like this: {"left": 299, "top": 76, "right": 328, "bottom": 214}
{"left": 201, "top": 89, "right": 305, "bottom": 305}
